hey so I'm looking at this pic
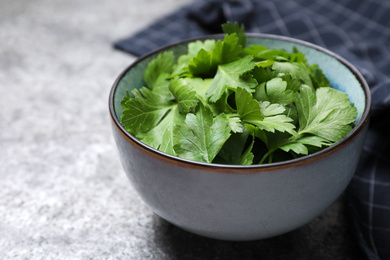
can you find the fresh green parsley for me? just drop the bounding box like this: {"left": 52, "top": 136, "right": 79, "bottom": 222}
{"left": 120, "top": 22, "right": 358, "bottom": 165}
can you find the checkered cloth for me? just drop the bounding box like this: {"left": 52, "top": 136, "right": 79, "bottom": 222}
{"left": 114, "top": 1, "right": 390, "bottom": 259}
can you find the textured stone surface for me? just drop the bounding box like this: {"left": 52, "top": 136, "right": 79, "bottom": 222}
{"left": 0, "top": 0, "right": 365, "bottom": 259}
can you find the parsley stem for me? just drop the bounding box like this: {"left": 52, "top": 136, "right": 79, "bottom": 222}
{"left": 259, "top": 149, "right": 275, "bottom": 164}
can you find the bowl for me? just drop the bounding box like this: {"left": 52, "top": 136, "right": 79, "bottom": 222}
{"left": 109, "top": 34, "right": 371, "bottom": 241}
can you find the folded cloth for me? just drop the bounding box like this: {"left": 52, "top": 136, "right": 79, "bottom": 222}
{"left": 114, "top": 0, "right": 390, "bottom": 259}
{"left": 114, "top": 0, "right": 254, "bottom": 56}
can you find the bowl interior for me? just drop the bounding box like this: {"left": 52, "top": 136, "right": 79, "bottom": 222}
{"left": 112, "top": 34, "right": 368, "bottom": 144}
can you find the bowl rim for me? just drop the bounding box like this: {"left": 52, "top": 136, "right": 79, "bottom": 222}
{"left": 109, "top": 33, "right": 371, "bottom": 171}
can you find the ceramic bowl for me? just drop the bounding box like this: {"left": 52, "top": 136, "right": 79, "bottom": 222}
{"left": 109, "top": 34, "right": 371, "bottom": 241}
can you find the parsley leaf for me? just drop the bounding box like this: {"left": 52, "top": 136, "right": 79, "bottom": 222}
{"left": 256, "top": 131, "right": 331, "bottom": 164}
{"left": 206, "top": 56, "right": 257, "bottom": 102}
{"left": 121, "top": 87, "right": 174, "bottom": 134}
{"left": 187, "top": 33, "right": 243, "bottom": 78}
{"left": 215, "top": 129, "right": 254, "bottom": 165}
{"left": 171, "top": 40, "right": 216, "bottom": 77}
{"left": 168, "top": 78, "right": 198, "bottom": 113}
{"left": 309, "top": 64, "right": 331, "bottom": 89}
{"left": 221, "top": 21, "right": 246, "bottom": 48}
{"left": 295, "top": 85, "right": 358, "bottom": 142}
{"left": 254, "top": 77, "right": 295, "bottom": 105}
{"left": 272, "top": 61, "right": 313, "bottom": 88}
{"left": 236, "top": 87, "right": 296, "bottom": 134}
{"left": 143, "top": 51, "right": 175, "bottom": 90}
{"left": 279, "top": 135, "right": 332, "bottom": 155}
{"left": 173, "top": 103, "right": 231, "bottom": 163}
{"left": 138, "top": 105, "right": 184, "bottom": 156}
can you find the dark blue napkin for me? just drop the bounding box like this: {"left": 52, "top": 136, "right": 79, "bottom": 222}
{"left": 114, "top": 1, "right": 390, "bottom": 259}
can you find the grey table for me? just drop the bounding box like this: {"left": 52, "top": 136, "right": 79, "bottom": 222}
{"left": 0, "top": 0, "right": 365, "bottom": 259}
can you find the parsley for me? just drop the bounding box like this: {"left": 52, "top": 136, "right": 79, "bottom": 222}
{"left": 173, "top": 103, "right": 231, "bottom": 163}
{"left": 120, "top": 22, "right": 358, "bottom": 164}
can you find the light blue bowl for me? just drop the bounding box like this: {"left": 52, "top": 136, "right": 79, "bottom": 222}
{"left": 109, "top": 34, "right": 371, "bottom": 240}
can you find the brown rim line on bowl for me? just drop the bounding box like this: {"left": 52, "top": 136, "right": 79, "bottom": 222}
{"left": 109, "top": 33, "right": 371, "bottom": 240}
{"left": 109, "top": 34, "right": 371, "bottom": 172}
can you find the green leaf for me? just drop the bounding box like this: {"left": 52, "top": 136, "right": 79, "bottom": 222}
{"left": 168, "top": 78, "right": 198, "bottom": 113}
{"left": 138, "top": 105, "right": 185, "bottom": 155}
{"left": 244, "top": 45, "right": 285, "bottom": 61}
{"left": 309, "top": 64, "right": 331, "bottom": 89}
{"left": 256, "top": 130, "right": 332, "bottom": 164}
{"left": 259, "top": 101, "right": 286, "bottom": 117}
{"left": 121, "top": 87, "right": 174, "bottom": 133}
{"left": 216, "top": 130, "right": 253, "bottom": 165}
{"left": 257, "top": 115, "right": 296, "bottom": 134}
{"left": 236, "top": 87, "right": 264, "bottom": 121}
{"left": 280, "top": 74, "right": 302, "bottom": 92}
{"left": 120, "top": 90, "right": 131, "bottom": 108}
{"left": 254, "top": 77, "right": 295, "bottom": 105}
{"left": 255, "top": 60, "right": 275, "bottom": 68}
{"left": 181, "top": 40, "right": 216, "bottom": 63}
{"left": 279, "top": 135, "right": 332, "bottom": 154}
{"left": 206, "top": 56, "right": 257, "bottom": 102}
{"left": 187, "top": 48, "right": 217, "bottom": 78}
{"left": 172, "top": 40, "right": 216, "bottom": 77}
{"left": 244, "top": 45, "right": 308, "bottom": 64}
{"left": 272, "top": 61, "right": 313, "bottom": 88}
{"left": 182, "top": 77, "right": 211, "bottom": 102}
{"left": 227, "top": 116, "right": 244, "bottom": 133}
{"left": 173, "top": 103, "right": 231, "bottom": 163}
{"left": 289, "top": 47, "right": 308, "bottom": 64}
{"left": 236, "top": 88, "right": 296, "bottom": 134}
{"left": 256, "top": 131, "right": 288, "bottom": 163}
{"left": 295, "top": 85, "right": 358, "bottom": 142}
{"left": 183, "top": 77, "right": 234, "bottom": 115}
{"left": 187, "top": 33, "right": 243, "bottom": 77}
{"left": 218, "top": 33, "right": 244, "bottom": 63}
{"left": 143, "top": 51, "right": 175, "bottom": 89}
{"left": 221, "top": 21, "right": 246, "bottom": 48}
{"left": 240, "top": 143, "right": 255, "bottom": 165}
{"left": 252, "top": 66, "right": 278, "bottom": 84}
